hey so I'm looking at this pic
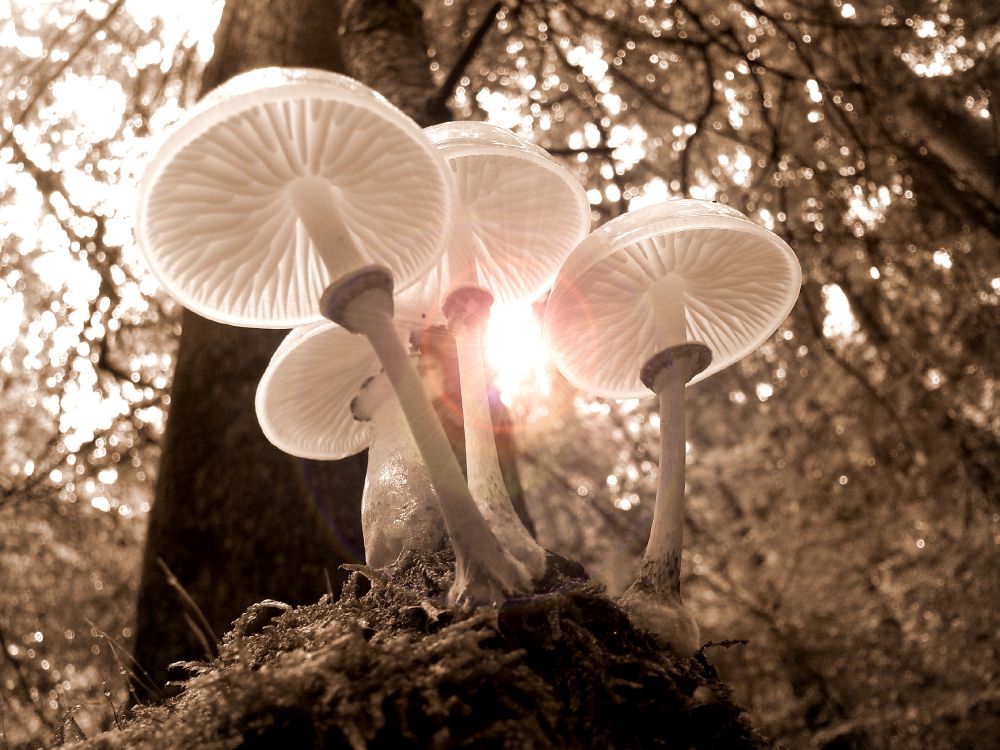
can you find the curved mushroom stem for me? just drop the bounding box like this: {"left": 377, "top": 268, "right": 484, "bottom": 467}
{"left": 351, "top": 371, "right": 447, "bottom": 568}
{"left": 442, "top": 286, "right": 547, "bottom": 581}
{"left": 620, "top": 342, "right": 711, "bottom": 656}
{"left": 321, "top": 267, "right": 533, "bottom": 605}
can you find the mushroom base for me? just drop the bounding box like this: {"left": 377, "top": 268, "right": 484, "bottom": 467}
{"left": 361, "top": 375, "right": 447, "bottom": 568}
{"left": 620, "top": 582, "right": 701, "bottom": 656}
{"left": 621, "top": 556, "right": 701, "bottom": 656}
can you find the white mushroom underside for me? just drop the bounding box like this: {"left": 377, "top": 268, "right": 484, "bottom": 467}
{"left": 398, "top": 154, "right": 589, "bottom": 320}
{"left": 141, "top": 98, "right": 449, "bottom": 327}
{"left": 255, "top": 321, "right": 379, "bottom": 460}
{"left": 547, "top": 228, "right": 799, "bottom": 397}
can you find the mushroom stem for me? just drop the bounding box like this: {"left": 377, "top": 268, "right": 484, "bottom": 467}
{"left": 443, "top": 286, "right": 547, "bottom": 581}
{"left": 637, "top": 363, "right": 688, "bottom": 598}
{"left": 648, "top": 274, "right": 687, "bottom": 347}
{"left": 352, "top": 371, "right": 447, "bottom": 568}
{"left": 322, "top": 267, "right": 533, "bottom": 604}
{"left": 288, "top": 178, "right": 365, "bottom": 273}
{"left": 620, "top": 342, "right": 711, "bottom": 655}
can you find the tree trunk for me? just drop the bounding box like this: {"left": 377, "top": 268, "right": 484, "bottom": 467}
{"left": 132, "top": 0, "right": 532, "bottom": 700}
{"left": 132, "top": 0, "right": 370, "bottom": 700}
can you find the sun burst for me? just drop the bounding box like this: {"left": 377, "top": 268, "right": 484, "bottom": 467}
{"left": 484, "top": 302, "right": 551, "bottom": 407}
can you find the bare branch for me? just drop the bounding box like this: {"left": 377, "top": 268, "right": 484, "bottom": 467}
{"left": 0, "top": 0, "right": 128, "bottom": 153}
{"left": 435, "top": 1, "right": 504, "bottom": 105}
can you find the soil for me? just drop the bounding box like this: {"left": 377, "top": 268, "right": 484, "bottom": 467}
{"left": 66, "top": 550, "right": 769, "bottom": 749}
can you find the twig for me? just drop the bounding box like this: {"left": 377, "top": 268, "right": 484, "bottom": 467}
{"left": 182, "top": 614, "right": 216, "bottom": 661}
{"left": 85, "top": 618, "right": 161, "bottom": 703}
{"left": 157, "top": 558, "right": 219, "bottom": 657}
{"left": 435, "top": 1, "right": 504, "bottom": 105}
{"left": 700, "top": 638, "right": 750, "bottom": 652}
{"left": 680, "top": 46, "right": 716, "bottom": 195}
{"left": 102, "top": 681, "right": 123, "bottom": 731}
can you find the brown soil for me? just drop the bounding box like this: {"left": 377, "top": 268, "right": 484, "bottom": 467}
{"left": 69, "top": 550, "right": 769, "bottom": 749}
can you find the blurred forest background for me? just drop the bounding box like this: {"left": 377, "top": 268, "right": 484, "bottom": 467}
{"left": 0, "top": 0, "right": 997, "bottom": 748}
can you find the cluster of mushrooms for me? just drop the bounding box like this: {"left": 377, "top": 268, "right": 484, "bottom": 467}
{"left": 136, "top": 68, "right": 800, "bottom": 655}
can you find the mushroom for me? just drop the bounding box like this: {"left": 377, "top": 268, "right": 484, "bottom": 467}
{"left": 403, "top": 121, "right": 590, "bottom": 582}
{"left": 136, "top": 67, "right": 527, "bottom": 604}
{"left": 255, "top": 321, "right": 446, "bottom": 568}
{"left": 544, "top": 199, "right": 801, "bottom": 653}
{"left": 136, "top": 67, "right": 451, "bottom": 327}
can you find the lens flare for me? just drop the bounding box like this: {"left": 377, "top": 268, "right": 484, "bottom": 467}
{"left": 485, "top": 302, "right": 550, "bottom": 406}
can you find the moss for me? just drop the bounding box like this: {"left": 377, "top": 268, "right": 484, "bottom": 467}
{"left": 71, "top": 551, "right": 769, "bottom": 749}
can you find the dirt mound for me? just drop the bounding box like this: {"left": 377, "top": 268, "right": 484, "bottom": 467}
{"left": 71, "top": 551, "right": 768, "bottom": 749}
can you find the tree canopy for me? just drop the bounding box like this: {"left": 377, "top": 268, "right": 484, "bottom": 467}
{"left": 0, "top": 1, "right": 997, "bottom": 747}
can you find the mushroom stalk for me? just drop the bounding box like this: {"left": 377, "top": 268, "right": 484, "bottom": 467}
{"left": 620, "top": 342, "right": 711, "bottom": 656}
{"left": 625, "top": 275, "right": 707, "bottom": 654}
{"left": 321, "top": 267, "right": 533, "bottom": 604}
{"left": 639, "top": 365, "right": 687, "bottom": 599}
{"left": 353, "top": 372, "right": 446, "bottom": 568}
{"left": 289, "top": 179, "right": 365, "bottom": 273}
{"left": 641, "top": 275, "right": 691, "bottom": 591}
{"left": 443, "top": 286, "right": 546, "bottom": 580}
{"left": 649, "top": 274, "right": 687, "bottom": 347}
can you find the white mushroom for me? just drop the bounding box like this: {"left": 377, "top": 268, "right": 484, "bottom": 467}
{"left": 137, "top": 67, "right": 450, "bottom": 327}
{"left": 136, "top": 68, "right": 526, "bottom": 604}
{"left": 403, "top": 121, "right": 590, "bottom": 584}
{"left": 545, "top": 199, "right": 801, "bottom": 653}
{"left": 255, "top": 322, "right": 446, "bottom": 568}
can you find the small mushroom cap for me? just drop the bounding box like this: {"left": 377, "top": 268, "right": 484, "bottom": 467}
{"left": 255, "top": 320, "right": 381, "bottom": 460}
{"left": 136, "top": 67, "right": 452, "bottom": 328}
{"left": 397, "top": 121, "right": 590, "bottom": 323}
{"left": 544, "top": 199, "right": 801, "bottom": 398}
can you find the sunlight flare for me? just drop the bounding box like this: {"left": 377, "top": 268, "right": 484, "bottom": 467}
{"left": 485, "top": 302, "right": 551, "bottom": 405}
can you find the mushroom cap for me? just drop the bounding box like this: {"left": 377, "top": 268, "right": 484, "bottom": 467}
{"left": 255, "top": 320, "right": 381, "bottom": 460}
{"left": 136, "top": 67, "right": 453, "bottom": 328}
{"left": 397, "top": 121, "right": 590, "bottom": 323}
{"left": 544, "top": 199, "right": 801, "bottom": 398}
